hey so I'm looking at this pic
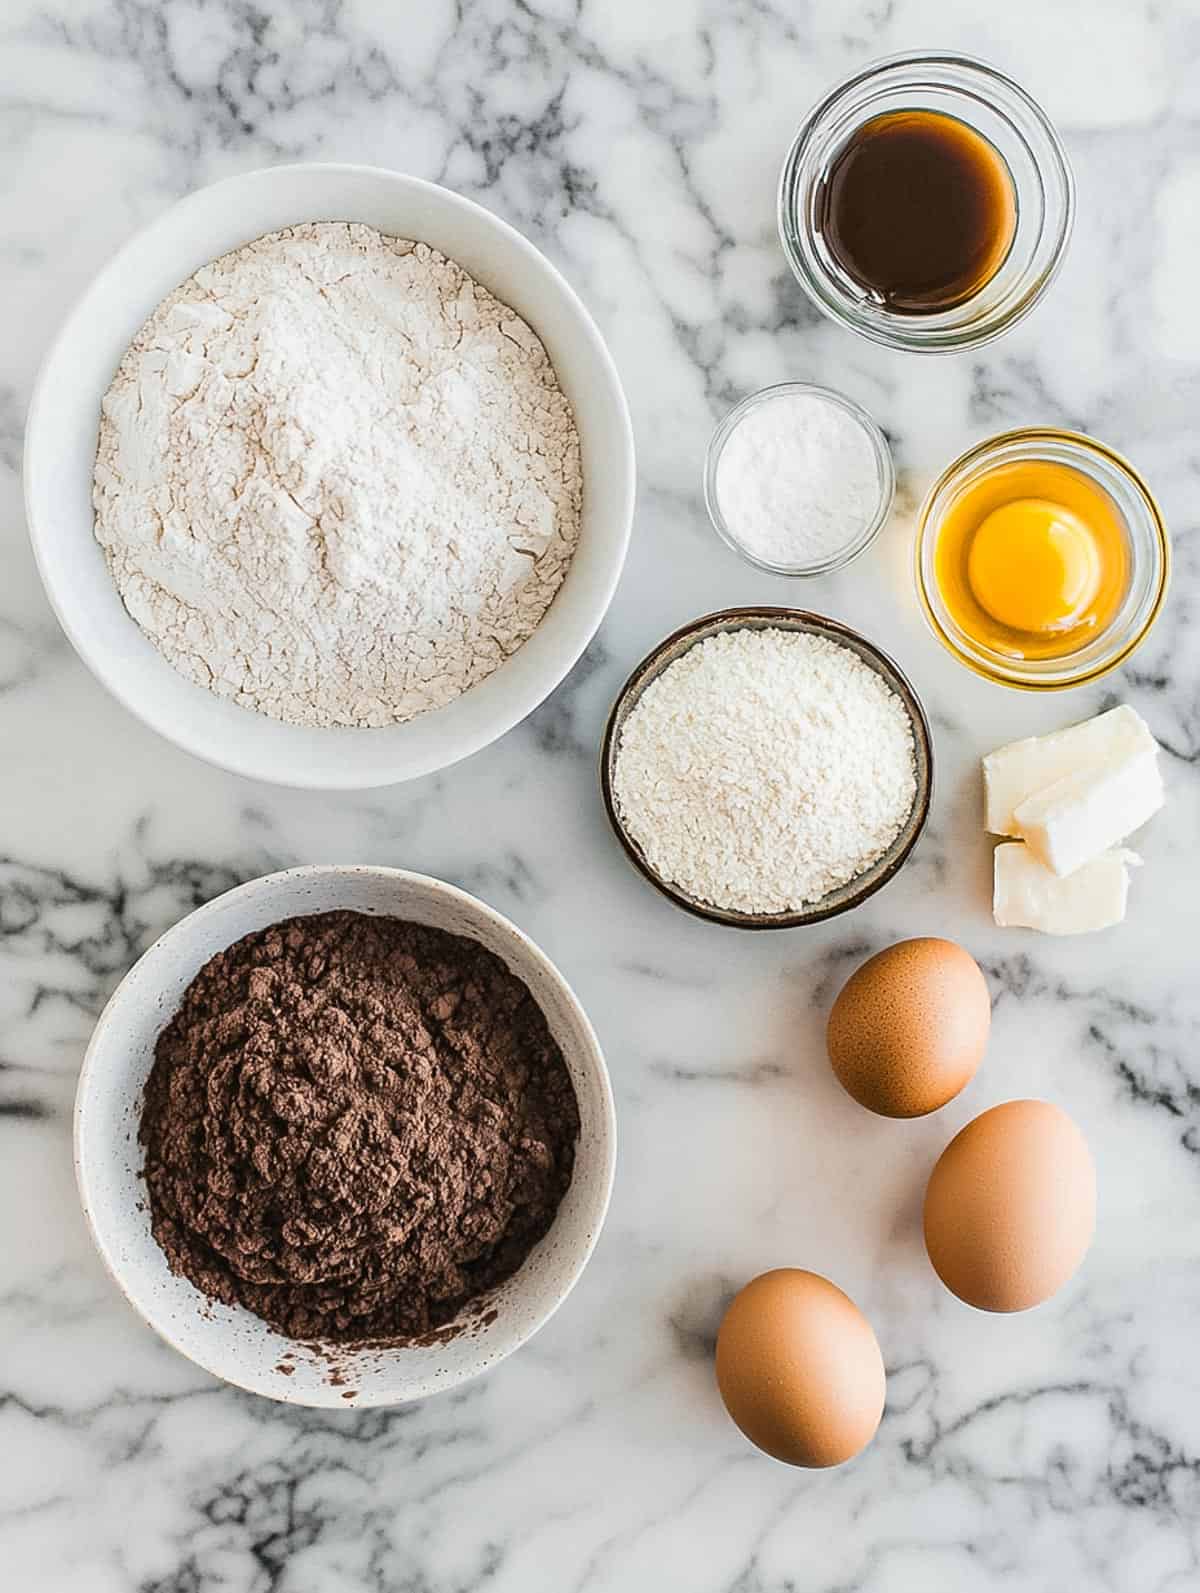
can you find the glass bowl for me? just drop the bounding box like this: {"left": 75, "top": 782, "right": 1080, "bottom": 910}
{"left": 778, "top": 52, "right": 1074, "bottom": 352}
{"left": 703, "top": 382, "right": 896, "bottom": 576}
{"left": 916, "top": 429, "right": 1170, "bottom": 689}
{"left": 599, "top": 608, "right": 933, "bottom": 929}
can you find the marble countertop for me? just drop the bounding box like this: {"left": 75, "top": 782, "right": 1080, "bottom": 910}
{"left": 3, "top": 2, "right": 1199, "bottom": 1589}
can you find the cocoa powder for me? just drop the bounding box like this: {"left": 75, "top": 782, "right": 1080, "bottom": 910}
{"left": 138, "top": 910, "right": 580, "bottom": 1344}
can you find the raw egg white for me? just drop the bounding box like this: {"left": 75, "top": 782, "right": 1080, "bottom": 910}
{"left": 932, "top": 456, "right": 1129, "bottom": 660}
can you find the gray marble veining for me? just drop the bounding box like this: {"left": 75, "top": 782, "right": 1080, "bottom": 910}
{"left": 3, "top": 1, "right": 1200, "bottom": 1589}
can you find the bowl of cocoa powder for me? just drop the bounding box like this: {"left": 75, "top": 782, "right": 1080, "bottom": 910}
{"left": 74, "top": 866, "right": 616, "bottom": 1407}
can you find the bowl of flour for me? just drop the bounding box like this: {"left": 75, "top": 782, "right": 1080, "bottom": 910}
{"left": 24, "top": 164, "right": 635, "bottom": 788}
{"left": 600, "top": 608, "right": 933, "bottom": 928}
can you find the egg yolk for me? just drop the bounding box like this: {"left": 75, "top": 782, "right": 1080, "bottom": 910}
{"left": 931, "top": 458, "right": 1129, "bottom": 662}
{"left": 967, "top": 498, "right": 1101, "bottom": 633}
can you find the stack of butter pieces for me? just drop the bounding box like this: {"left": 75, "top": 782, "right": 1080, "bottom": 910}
{"left": 985, "top": 706, "right": 1164, "bottom": 935}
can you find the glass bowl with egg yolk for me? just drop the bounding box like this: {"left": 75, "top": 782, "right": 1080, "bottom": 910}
{"left": 916, "top": 429, "right": 1169, "bottom": 689}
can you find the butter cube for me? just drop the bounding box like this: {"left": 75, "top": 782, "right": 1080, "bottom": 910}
{"left": 983, "top": 705, "right": 1156, "bottom": 836}
{"left": 1013, "top": 743, "right": 1163, "bottom": 877}
{"left": 993, "top": 843, "right": 1139, "bottom": 935}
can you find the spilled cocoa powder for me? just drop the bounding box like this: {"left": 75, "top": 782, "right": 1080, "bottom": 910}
{"left": 138, "top": 910, "right": 579, "bottom": 1345}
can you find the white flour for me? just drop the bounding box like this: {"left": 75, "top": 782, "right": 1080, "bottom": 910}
{"left": 612, "top": 628, "right": 917, "bottom": 914}
{"left": 93, "top": 223, "right": 582, "bottom": 728}
{"left": 713, "top": 390, "right": 881, "bottom": 568}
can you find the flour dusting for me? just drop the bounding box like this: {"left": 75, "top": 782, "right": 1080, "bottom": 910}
{"left": 93, "top": 222, "right": 582, "bottom": 728}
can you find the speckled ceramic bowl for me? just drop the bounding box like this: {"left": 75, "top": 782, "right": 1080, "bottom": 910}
{"left": 25, "top": 163, "right": 635, "bottom": 789}
{"left": 600, "top": 608, "right": 933, "bottom": 929}
{"left": 74, "top": 865, "right": 616, "bottom": 1407}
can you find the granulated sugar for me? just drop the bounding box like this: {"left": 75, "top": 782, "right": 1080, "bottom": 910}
{"left": 612, "top": 627, "right": 917, "bottom": 914}
{"left": 713, "top": 390, "right": 882, "bottom": 569}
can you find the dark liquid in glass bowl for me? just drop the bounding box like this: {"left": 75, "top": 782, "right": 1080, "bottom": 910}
{"left": 816, "top": 110, "right": 1017, "bottom": 314}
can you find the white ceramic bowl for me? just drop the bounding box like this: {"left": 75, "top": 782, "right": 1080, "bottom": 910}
{"left": 74, "top": 865, "right": 616, "bottom": 1407}
{"left": 24, "top": 164, "right": 635, "bottom": 788}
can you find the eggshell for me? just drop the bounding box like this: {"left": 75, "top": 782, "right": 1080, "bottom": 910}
{"left": 827, "top": 937, "right": 991, "bottom": 1118}
{"left": 714, "top": 1269, "right": 886, "bottom": 1467}
{"left": 923, "top": 1099, "right": 1096, "bottom": 1312}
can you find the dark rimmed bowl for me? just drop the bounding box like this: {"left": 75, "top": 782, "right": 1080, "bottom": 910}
{"left": 599, "top": 608, "right": 933, "bottom": 929}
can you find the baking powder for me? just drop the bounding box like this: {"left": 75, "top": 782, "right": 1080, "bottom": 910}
{"left": 713, "top": 390, "right": 882, "bottom": 569}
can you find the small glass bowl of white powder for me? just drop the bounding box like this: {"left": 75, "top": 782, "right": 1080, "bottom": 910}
{"left": 704, "top": 382, "right": 895, "bottom": 576}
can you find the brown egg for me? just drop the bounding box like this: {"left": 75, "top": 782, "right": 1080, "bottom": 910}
{"left": 827, "top": 937, "right": 991, "bottom": 1118}
{"left": 715, "top": 1269, "right": 886, "bottom": 1467}
{"left": 923, "top": 1099, "right": 1096, "bottom": 1312}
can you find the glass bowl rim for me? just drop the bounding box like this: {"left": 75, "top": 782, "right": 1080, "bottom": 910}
{"left": 702, "top": 382, "right": 896, "bottom": 576}
{"left": 914, "top": 426, "right": 1171, "bottom": 690}
{"left": 777, "top": 49, "right": 1076, "bottom": 353}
